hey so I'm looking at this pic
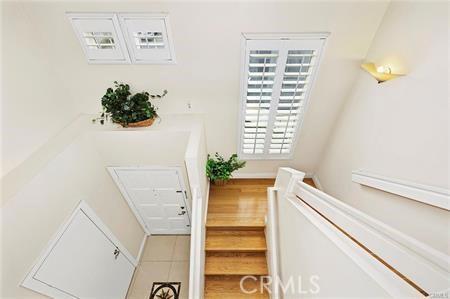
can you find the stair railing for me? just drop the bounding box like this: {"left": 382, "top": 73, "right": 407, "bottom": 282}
{"left": 266, "top": 167, "right": 449, "bottom": 298}
{"left": 188, "top": 186, "right": 206, "bottom": 299}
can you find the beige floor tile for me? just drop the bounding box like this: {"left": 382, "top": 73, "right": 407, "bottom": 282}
{"left": 127, "top": 261, "right": 171, "bottom": 299}
{"left": 142, "top": 235, "right": 177, "bottom": 261}
{"left": 169, "top": 261, "right": 190, "bottom": 299}
{"left": 173, "top": 236, "right": 191, "bottom": 261}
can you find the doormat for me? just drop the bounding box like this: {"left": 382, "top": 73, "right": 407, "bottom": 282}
{"left": 149, "top": 282, "right": 181, "bottom": 299}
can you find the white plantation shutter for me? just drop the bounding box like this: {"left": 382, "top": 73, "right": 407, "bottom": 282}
{"left": 243, "top": 50, "right": 279, "bottom": 154}
{"left": 67, "top": 13, "right": 130, "bottom": 64}
{"left": 67, "top": 13, "right": 175, "bottom": 64}
{"left": 119, "top": 14, "right": 176, "bottom": 64}
{"left": 239, "top": 37, "right": 325, "bottom": 158}
{"left": 269, "top": 50, "right": 315, "bottom": 154}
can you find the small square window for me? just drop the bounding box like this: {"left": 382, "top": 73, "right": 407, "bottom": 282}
{"left": 67, "top": 13, "right": 130, "bottom": 64}
{"left": 67, "top": 13, "right": 176, "bottom": 64}
{"left": 133, "top": 31, "right": 164, "bottom": 49}
{"left": 119, "top": 14, "right": 176, "bottom": 64}
{"left": 83, "top": 32, "right": 116, "bottom": 49}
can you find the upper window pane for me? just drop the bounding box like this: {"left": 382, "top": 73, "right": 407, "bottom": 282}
{"left": 243, "top": 50, "right": 279, "bottom": 155}
{"left": 269, "top": 50, "right": 316, "bottom": 154}
{"left": 83, "top": 32, "right": 116, "bottom": 49}
{"left": 133, "top": 31, "right": 165, "bottom": 49}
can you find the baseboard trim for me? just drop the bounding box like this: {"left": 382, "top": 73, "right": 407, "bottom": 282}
{"left": 233, "top": 172, "right": 277, "bottom": 179}
{"left": 136, "top": 234, "right": 148, "bottom": 264}
{"left": 312, "top": 175, "right": 324, "bottom": 191}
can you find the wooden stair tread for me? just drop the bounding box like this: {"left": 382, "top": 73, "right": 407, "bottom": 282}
{"left": 206, "top": 216, "right": 265, "bottom": 229}
{"left": 206, "top": 232, "right": 266, "bottom": 252}
{"left": 205, "top": 254, "right": 268, "bottom": 275}
{"left": 205, "top": 276, "right": 269, "bottom": 298}
{"left": 204, "top": 179, "right": 273, "bottom": 296}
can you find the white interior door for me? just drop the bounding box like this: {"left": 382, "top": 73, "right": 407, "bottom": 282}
{"left": 114, "top": 167, "right": 191, "bottom": 235}
{"left": 26, "top": 206, "right": 135, "bottom": 299}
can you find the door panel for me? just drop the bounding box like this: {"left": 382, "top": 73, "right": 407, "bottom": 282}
{"left": 141, "top": 205, "right": 163, "bottom": 217}
{"left": 127, "top": 189, "right": 154, "bottom": 206}
{"left": 34, "top": 210, "right": 134, "bottom": 299}
{"left": 115, "top": 168, "right": 190, "bottom": 234}
{"left": 156, "top": 189, "right": 181, "bottom": 204}
{"left": 169, "top": 217, "right": 191, "bottom": 233}
{"left": 147, "top": 218, "right": 170, "bottom": 232}
{"left": 151, "top": 171, "right": 181, "bottom": 189}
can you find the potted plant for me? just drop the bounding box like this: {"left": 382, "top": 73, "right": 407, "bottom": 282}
{"left": 206, "top": 153, "right": 246, "bottom": 185}
{"left": 93, "top": 81, "right": 167, "bottom": 127}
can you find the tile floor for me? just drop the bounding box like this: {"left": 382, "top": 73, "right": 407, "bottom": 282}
{"left": 127, "top": 235, "right": 190, "bottom": 299}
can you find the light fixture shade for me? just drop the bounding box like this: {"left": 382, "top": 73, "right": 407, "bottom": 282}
{"left": 361, "top": 62, "right": 403, "bottom": 83}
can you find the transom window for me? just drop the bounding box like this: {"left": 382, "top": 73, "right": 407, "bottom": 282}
{"left": 133, "top": 31, "right": 165, "bottom": 49}
{"left": 67, "top": 13, "right": 175, "bottom": 64}
{"left": 83, "top": 32, "right": 116, "bottom": 50}
{"left": 239, "top": 36, "right": 326, "bottom": 159}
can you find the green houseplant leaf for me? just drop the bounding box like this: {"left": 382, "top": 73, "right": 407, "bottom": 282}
{"left": 93, "top": 82, "right": 168, "bottom": 126}
{"left": 206, "top": 153, "right": 246, "bottom": 184}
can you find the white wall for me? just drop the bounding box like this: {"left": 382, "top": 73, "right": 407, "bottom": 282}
{"left": 1, "top": 112, "right": 208, "bottom": 298}
{"left": 90, "top": 129, "right": 192, "bottom": 205}
{"left": 1, "top": 134, "right": 146, "bottom": 298}
{"left": 277, "top": 196, "right": 391, "bottom": 298}
{"left": 1, "top": 2, "right": 80, "bottom": 176}
{"left": 316, "top": 2, "right": 449, "bottom": 255}
{"left": 1, "top": 1, "right": 389, "bottom": 177}
{"left": 1, "top": 120, "right": 199, "bottom": 298}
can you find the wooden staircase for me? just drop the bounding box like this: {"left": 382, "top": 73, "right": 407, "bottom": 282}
{"left": 204, "top": 179, "right": 274, "bottom": 298}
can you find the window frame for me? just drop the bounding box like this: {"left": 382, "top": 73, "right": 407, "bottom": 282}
{"left": 67, "top": 13, "right": 131, "bottom": 64}
{"left": 67, "top": 12, "right": 176, "bottom": 64}
{"left": 118, "top": 13, "right": 176, "bottom": 65}
{"left": 237, "top": 33, "right": 328, "bottom": 160}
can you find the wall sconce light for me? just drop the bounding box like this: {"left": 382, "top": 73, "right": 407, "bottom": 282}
{"left": 361, "top": 62, "right": 403, "bottom": 83}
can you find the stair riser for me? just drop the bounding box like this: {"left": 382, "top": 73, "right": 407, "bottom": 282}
{"left": 206, "top": 249, "right": 266, "bottom": 253}
{"left": 206, "top": 226, "right": 265, "bottom": 231}
{"left": 204, "top": 179, "right": 274, "bottom": 298}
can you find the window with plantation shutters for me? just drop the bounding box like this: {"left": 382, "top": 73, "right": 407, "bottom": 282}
{"left": 67, "top": 13, "right": 130, "bottom": 64}
{"left": 67, "top": 13, "right": 175, "bottom": 64}
{"left": 243, "top": 50, "right": 279, "bottom": 154}
{"left": 239, "top": 35, "right": 326, "bottom": 159}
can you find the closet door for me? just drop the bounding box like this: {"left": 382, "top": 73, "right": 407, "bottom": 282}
{"left": 32, "top": 209, "right": 134, "bottom": 299}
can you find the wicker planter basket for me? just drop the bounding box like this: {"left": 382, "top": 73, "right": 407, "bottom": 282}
{"left": 120, "top": 117, "right": 155, "bottom": 128}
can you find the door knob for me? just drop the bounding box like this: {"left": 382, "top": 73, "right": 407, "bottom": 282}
{"left": 113, "top": 248, "right": 120, "bottom": 260}
{"left": 178, "top": 211, "right": 186, "bottom": 215}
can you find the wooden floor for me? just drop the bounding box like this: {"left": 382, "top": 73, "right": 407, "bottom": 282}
{"left": 204, "top": 179, "right": 274, "bottom": 298}
{"left": 203, "top": 177, "right": 315, "bottom": 298}
{"left": 303, "top": 177, "right": 316, "bottom": 188}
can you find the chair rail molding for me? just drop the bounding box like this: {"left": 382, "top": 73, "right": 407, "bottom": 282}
{"left": 352, "top": 170, "right": 449, "bottom": 211}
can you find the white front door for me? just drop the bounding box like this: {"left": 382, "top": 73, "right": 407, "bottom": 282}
{"left": 113, "top": 167, "right": 191, "bottom": 234}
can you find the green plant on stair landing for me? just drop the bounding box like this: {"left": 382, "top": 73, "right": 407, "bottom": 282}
{"left": 92, "top": 81, "right": 167, "bottom": 127}
{"left": 206, "top": 153, "right": 246, "bottom": 185}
